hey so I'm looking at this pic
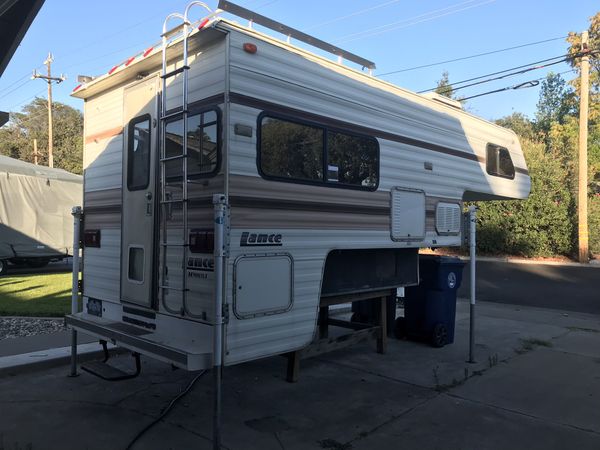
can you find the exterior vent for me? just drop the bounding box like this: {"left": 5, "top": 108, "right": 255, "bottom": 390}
{"left": 421, "top": 92, "right": 463, "bottom": 110}
{"left": 435, "top": 203, "right": 461, "bottom": 235}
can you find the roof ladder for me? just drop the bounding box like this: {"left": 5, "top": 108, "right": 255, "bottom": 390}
{"left": 158, "top": 2, "right": 213, "bottom": 316}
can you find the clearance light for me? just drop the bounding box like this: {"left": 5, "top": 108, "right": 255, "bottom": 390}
{"left": 198, "top": 18, "right": 210, "bottom": 30}
{"left": 243, "top": 43, "right": 257, "bottom": 54}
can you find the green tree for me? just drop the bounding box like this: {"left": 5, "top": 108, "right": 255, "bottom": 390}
{"left": 0, "top": 98, "right": 83, "bottom": 174}
{"left": 476, "top": 140, "right": 575, "bottom": 257}
{"left": 535, "top": 72, "right": 575, "bottom": 137}
{"left": 495, "top": 113, "right": 537, "bottom": 142}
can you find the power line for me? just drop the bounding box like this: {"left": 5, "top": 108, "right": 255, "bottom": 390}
{"left": 304, "top": 0, "right": 403, "bottom": 31}
{"left": 460, "top": 69, "right": 576, "bottom": 101}
{"left": 424, "top": 54, "right": 572, "bottom": 95}
{"left": 335, "top": 0, "right": 496, "bottom": 44}
{"left": 378, "top": 36, "right": 568, "bottom": 77}
{"left": 421, "top": 48, "right": 597, "bottom": 95}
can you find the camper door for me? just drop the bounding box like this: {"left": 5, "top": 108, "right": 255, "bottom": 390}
{"left": 120, "top": 77, "right": 158, "bottom": 307}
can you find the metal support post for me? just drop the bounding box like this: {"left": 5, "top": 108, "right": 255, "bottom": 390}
{"left": 69, "top": 206, "right": 82, "bottom": 377}
{"left": 468, "top": 206, "right": 476, "bottom": 364}
{"left": 212, "top": 194, "right": 227, "bottom": 450}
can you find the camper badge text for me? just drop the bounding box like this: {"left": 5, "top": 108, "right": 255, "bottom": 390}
{"left": 240, "top": 232, "right": 283, "bottom": 247}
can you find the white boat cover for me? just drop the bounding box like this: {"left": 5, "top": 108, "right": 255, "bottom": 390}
{"left": 0, "top": 155, "right": 82, "bottom": 259}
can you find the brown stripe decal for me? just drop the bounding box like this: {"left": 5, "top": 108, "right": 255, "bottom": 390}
{"left": 85, "top": 126, "right": 123, "bottom": 144}
{"left": 229, "top": 92, "right": 529, "bottom": 176}
{"left": 229, "top": 196, "right": 390, "bottom": 215}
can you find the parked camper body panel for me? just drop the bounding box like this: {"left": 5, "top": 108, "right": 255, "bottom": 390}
{"left": 72, "top": 18, "right": 530, "bottom": 370}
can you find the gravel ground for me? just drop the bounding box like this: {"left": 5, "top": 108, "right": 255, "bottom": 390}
{"left": 0, "top": 317, "right": 65, "bottom": 340}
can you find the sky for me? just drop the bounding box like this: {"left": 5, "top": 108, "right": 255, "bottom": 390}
{"left": 0, "top": 0, "right": 598, "bottom": 122}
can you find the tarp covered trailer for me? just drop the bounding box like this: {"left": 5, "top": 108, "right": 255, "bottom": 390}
{"left": 0, "top": 155, "right": 82, "bottom": 274}
{"left": 65, "top": 0, "right": 530, "bottom": 383}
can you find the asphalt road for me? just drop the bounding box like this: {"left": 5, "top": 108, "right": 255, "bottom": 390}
{"left": 458, "top": 259, "right": 600, "bottom": 315}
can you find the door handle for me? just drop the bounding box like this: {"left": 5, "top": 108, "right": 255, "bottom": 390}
{"left": 145, "top": 191, "right": 153, "bottom": 215}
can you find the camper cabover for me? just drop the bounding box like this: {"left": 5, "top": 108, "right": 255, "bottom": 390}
{"left": 66, "top": 1, "right": 530, "bottom": 378}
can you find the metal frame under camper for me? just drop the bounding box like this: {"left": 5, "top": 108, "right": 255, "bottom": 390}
{"left": 65, "top": 1, "right": 530, "bottom": 446}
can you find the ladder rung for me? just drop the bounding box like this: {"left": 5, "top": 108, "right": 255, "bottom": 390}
{"left": 160, "top": 109, "right": 188, "bottom": 121}
{"left": 161, "top": 66, "right": 190, "bottom": 79}
{"left": 160, "top": 154, "right": 188, "bottom": 163}
{"left": 159, "top": 286, "right": 189, "bottom": 292}
{"left": 161, "top": 198, "right": 187, "bottom": 205}
{"left": 160, "top": 243, "right": 189, "bottom": 247}
{"left": 161, "top": 22, "right": 190, "bottom": 39}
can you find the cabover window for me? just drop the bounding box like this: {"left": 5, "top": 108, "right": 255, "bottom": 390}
{"left": 259, "top": 115, "right": 379, "bottom": 190}
{"left": 164, "top": 109, "right": 219, "bottom": 178}
{"left": 127, "top": 115, "right": 151, "bottom": 191}
{"left": 486, "top": 144, "right": 515, "bottom": 179}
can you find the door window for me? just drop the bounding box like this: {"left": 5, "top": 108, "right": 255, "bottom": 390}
{"left": 127, "top": 115, "right": 151, "bottom": 190}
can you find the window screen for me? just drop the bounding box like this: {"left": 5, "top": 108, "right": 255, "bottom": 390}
{"left": 127, "top": 116, "right": 151, "bottom": 191}
{"left": 259, "top": 115, "right": 379, "bottom": 190}
{"left": 486, "top": 144, "right": 515, "bottom": 179}
{"left": 327, "top": 131, "right": 378, "bottom": 188}
{"left": 260, "top": 117, "right": 323, "bottom": 182}
{"left": 164, "top": 109, "right": 219, "bottom": 179}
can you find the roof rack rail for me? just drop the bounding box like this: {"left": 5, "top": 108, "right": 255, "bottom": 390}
{"left": 217, "top": 0, "right": 376, "bottom": 71}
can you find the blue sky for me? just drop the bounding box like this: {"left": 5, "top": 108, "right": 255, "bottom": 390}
{"left": 0, "top": 0, "right": 597, "bottom": 121}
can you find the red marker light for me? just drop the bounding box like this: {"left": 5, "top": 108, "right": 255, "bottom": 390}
{"left": 243, "top": 43, "right": 257, "bottom": 54}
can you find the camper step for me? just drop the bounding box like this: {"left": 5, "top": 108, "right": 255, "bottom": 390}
{"left": 81, "top": 352, "right": 141, "bottom": 381}
{"left": 160, "top": 65, "right": 190, "bottom": 79}
{"left": 161, "top": 109, "right": 188, "bottom": 121}
{"left": 66, "top": 312, "right": 212, "bottom": 371}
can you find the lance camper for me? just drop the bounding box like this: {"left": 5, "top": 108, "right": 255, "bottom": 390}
{"left": 66, "top": 0, "right": 530, "bottom": 388}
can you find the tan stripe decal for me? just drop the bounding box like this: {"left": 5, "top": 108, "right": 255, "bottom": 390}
{"left": 85, "top": 126, "right": 123, "bottom": 144}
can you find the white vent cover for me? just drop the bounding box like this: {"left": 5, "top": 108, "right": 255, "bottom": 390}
{"left": 391, "top": 188, "right": 425, "bottom": 240}
{"left": 435, "top": 202, "right": 461, "bottom": 235}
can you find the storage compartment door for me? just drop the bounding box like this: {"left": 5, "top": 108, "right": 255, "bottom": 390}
{"left": 391, "top": 187, "right": 425, "bottom": 241}
{"left": 234, "top": 254, "right": 293, "bottom": 319}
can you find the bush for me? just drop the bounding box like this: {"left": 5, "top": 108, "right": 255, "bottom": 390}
{"left": 589, "top": 196, "right": 600, "bottom": 256}
{"left": 475, "top": 140, "right": 575, "bottom": 257}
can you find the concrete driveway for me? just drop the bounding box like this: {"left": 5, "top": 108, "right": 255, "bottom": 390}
{"left": 1, "top": 299, "right": 599, "bottom": 450}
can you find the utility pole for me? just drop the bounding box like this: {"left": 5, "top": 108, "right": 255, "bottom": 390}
{"left": 578, "top": 31, "right": 590, "bottom": 263}
{"left": 32, "top": 52, "right": 65, "bottom": 168}
{"left": 33, "top": 139, "right": 38, "bottom": 165}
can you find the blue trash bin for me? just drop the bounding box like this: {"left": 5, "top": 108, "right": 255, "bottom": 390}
{"left": 397, "top": 255, "right": 465, "bottom": 347}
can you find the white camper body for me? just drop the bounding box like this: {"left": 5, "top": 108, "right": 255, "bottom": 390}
{"left": 67, "top": 8, "right": 530, "bottom": 371}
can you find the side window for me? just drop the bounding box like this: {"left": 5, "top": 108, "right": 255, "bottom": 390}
{"left": 486, "top": 144, "right": 515, "bottom": 179}
{"left": 260, "top": 117, "right": 323, "bottom": 182}
{"left": 327, "top": 131, "right": 378, "bottom": 188}
{"left": 259, "top": 114, "right": 379, "bottom": 190}
{"left": 127, "top": 115, "right": 151, "bottom": 191}
{"left": 164, "top": 109, "right": 219, "bottom": 178}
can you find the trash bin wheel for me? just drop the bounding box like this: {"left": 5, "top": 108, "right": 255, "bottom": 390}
{"left": 431, "top": 323, "right": 448, "bottom": 348}
{"left": 394, "top": 317, "right": 406, "bottom": 339}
